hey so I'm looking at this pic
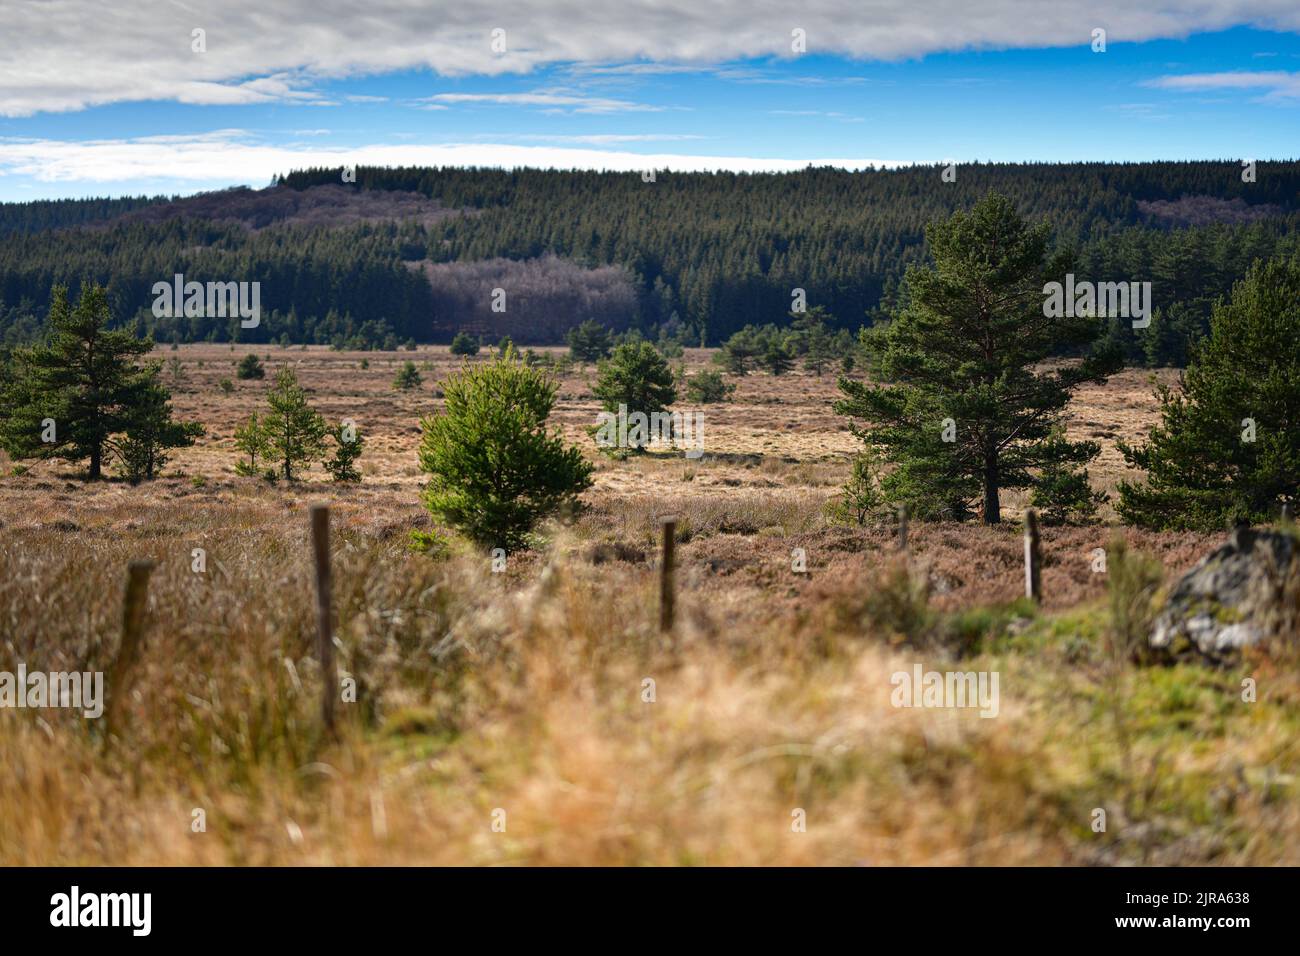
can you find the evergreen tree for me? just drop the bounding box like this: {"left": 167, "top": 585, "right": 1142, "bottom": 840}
{"left": 393, "top": 360, "right": 423, "bottom": 390}
{"left": 567, "top": 319, "right": 613, "bottom": 363}
{"left": 714, "top": 326, "right": 760, "bottom": 376}
{"left": 449, "top": 331, "right": 480, "bottom": 356}
{"left": 760, "top": 339, "right": 793, "bottom": 376}
{"left": 835, "top": 193, "right": 1120, "bottom": 523}
{"left": 835, "top": 448, "right": 885, "bottom": 525}
{"left": 592, "top": 341, "right": 677, "bottom": 419}
{"left": 323, "top": 422, "right": 364, "bottom": 483}
{"left": 1118, "top": 256, "right": 1300, "bottom": 529}
{"left": 233, "top": 413, "right": 267, "bottom": 476}
{"left": 115, "top": 372, "right": 204, "bottom": 482}
{"left": 1029, "top": 429, "right": 1106, "bottom": 525}
{"left": 0, "top": 285, "right": 154, "bottom": 480}
{"left": 236, "top": 353, "right": 265, "bottom": 380}
{"left": 684, "top": 369, "right": 736, "bottom": 404}
{"left": 261, "top": 367, "right": 327, "bottom": 481}
{"left": 419, "top": 350, "right": 593, "bottom": 550}
{"left": 802, "top": 322, "right": 835, "bottom": 376}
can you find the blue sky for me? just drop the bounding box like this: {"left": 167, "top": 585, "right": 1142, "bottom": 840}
{"left": 1, "top": 3, "right": 1299, "bottom": 201}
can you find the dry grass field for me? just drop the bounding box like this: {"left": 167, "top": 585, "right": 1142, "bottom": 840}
{"left": 2, "top": 345, "right": 1297, "bottom": 866}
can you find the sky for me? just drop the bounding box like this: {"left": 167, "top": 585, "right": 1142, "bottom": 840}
{"left": 1, "top": 1, "right": 1299, "bottom": 200}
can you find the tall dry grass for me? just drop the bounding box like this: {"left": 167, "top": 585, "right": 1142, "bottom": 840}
{"left": 2, "top": 496, "right": 1298, "bottom": 866}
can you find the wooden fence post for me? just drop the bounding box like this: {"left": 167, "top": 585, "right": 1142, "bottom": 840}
{"left": 897, "top": 504, "right": 909, "bottom": 553}
{"left": 105, "top": 559, "right": 155, "bottom": 739}
{"left": 310, "top": 505, "right": 336, "bottom": 735}
{"left": 659, "top": 517, "right": 676, "bottom": 633}
{"left": 1024, "top": 508, "right": 1042, "bottom": 603}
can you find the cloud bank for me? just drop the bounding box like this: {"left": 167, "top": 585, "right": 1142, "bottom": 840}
{"left": 0, "top": 132, "right": 906, "bottom": 186}
{"left": 4, "top": 1, "right": 1300, "bottom": 116}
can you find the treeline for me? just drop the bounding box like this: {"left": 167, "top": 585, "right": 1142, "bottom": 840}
{"left": 0, "top": 218, "right": 435, "bottom": 347}
{"left": 2, "top": 161, "right": 1299, "bottom": 359}
{"left": 0, "top": 194, "right": 172, "bottom": 236}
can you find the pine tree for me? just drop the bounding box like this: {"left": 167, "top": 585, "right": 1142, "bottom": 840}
{"left": 393, "top": 360, "right": 423, "bottom": 390}
{"left": 0, "top": 285, "right": 154, "bottom": 480}
{"left": 1118, "top": 256, "right": 1300, "bottom": 529}
{"left": 233, "top": 413, "right": 267, "bottom": 476}
{"left": 760, "top": 339, "right": 793, "bottom": 376}
{"left": 567, "top": 320, "right": 613, "bottom": 363}
{"left": 836, "top": 448, "right": 885, "bottom": 525}
{"left": 592, "top": 341, "right": 677, "bottom": 420}
{"left": 714, "top": 326, "right": 760, "bottom": 375}
{"left": 236, "top": 353, "right": 265, "bottom": 379}
{"left": 684, "top": 369, "right": 736, "bottom": 404}
{"left": 115, "top": 372, "right": 204, "bottom": 482}
{"left": 835, "top": 193, "right": 1120, "bottom": 524}
{"left": 419, "top": 350, "right": 592, "bottom": 550}
{"left": 323, "top": 422, "right": 364, "bottom": 483}
{"left": 261, "top": 367, "right": 327, "bottom": 481}
{"left": 449, "top": 331, "right": 480, "bottom": 356}
{"left": 802, "top": 322, "right": 835, "bottom": 377}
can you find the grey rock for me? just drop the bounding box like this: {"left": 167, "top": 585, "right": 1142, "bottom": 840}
{"left": 1150, "top": 528, "right": 1295, "bottom": 662}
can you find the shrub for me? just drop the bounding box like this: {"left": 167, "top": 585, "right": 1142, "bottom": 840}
{"left": 323, "top": 421, "right": 364, "bottom": 482}
{"left": 833, "top": 449, "right": 885, "bottom": 525}
{"left": 760, "top": 339, "right": 794, "bottom": 376}
{"left": 1031, "top": 460, "right": 1106, "bottom": 525}
{"left": 218, "top": 378, "right": 235, "bottom": 395}
{"left": 116, "top": 376, "right": 204, "bottom": 482}
{"left": 418, "top": 349, "right": 593, "bottom": 550}
{"left": 408, "top": 528, "right": 452, "bottom": 558}
{"left": 393, "top": 361, "right": 423, "bottom": 390}
{"left": 567, "top": 320, "right": 613, "bottom": 363}
{"left": 233, "top": 413, "right": 265, "bottom": 476}
{"left": 684, "top": 369, "right": 736, "bottom": 404}
{"left": 449, "top": 332, "right": 480, "bottom": 356}
{"left": 1105, "top": 538, "right": 1165, "bottom": 664}
{"left": 236, "top": 353, "right": 265, "bottom": 380}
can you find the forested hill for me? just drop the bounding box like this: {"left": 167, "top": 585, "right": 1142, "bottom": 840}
{"left": 2, "top": 160, "right": 1299, "bottom": 362}
{"left": 0, "top": 194, "right": 174, "bottom": 236}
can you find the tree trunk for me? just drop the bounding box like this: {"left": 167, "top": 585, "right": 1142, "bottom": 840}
{"left": 89, "top": 445, "right": 102, "bottom": 481}
{"left": 983, "top": 452, "right": 1000, "bottom": 525}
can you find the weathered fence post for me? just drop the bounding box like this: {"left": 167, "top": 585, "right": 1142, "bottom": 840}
{"left": 897, "top": 504, "right": 909, "bottom": 553}
{"left": 105, "top": 559, "right": 155, "bottom": 739}
{"left": 659, "top": 517, "right": 676, "bottom": 633}
{"left": 310, "top": 504, "right": 336, "bottom": 735}
{"left": 1024, "top": 508, "right": 1042, "bottom": 603}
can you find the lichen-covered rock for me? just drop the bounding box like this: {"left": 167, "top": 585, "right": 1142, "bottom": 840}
{"left": 1149, "top": 528, "right": 1295, "bottom": 663}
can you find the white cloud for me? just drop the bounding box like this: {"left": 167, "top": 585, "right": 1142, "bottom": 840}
{"left": 3, "top": 1, "right": 1300, "bottom": 116}
{"left": 422, "top": 91, "right": 664, "bottom": 113}
{"left": 507, "top": 133, "right": 708, "bottom": 144}
{"left": 0, "top": 132, "right": 907, "bottom": 187}
{"left": 1146, "top": 70, "right": 1300, "bottom": 100}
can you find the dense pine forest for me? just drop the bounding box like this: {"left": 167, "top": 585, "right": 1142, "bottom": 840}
{"left": 2, "top": 160, "right": 1298, "bottom": 362}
